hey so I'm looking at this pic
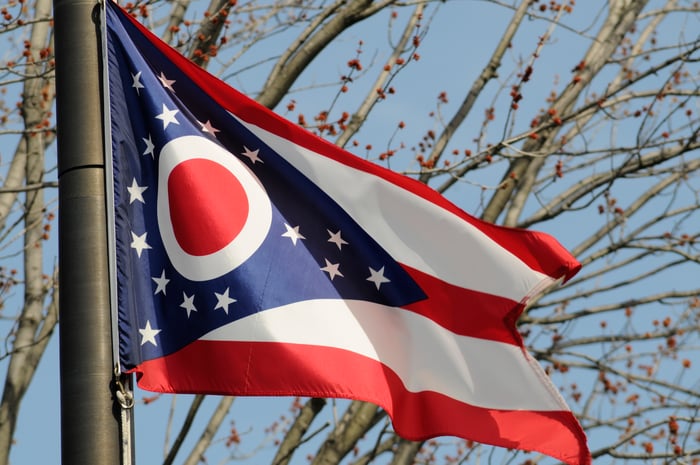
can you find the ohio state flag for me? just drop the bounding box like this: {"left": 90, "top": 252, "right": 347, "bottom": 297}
{"left": 106, "top": 2, "right": 589, "bottom": 464}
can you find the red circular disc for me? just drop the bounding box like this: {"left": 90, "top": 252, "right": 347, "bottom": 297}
{"left": 167, "top": 158, "right": 249, "bottom": 256}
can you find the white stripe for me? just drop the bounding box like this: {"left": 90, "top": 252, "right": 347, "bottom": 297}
{"left": 201, "top": 300, "right": 568, "bottom": 412}
{"left": 240, "top": 121, "right": 552, "bottom": 302}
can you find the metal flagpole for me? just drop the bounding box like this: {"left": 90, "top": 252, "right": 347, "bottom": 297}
{"left": 54, "top": 0, "right": 123, "bottom": 463}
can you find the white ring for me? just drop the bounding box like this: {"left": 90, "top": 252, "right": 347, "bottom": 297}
{"left": 157, "top": 135, "right": 272, "bottom": 281}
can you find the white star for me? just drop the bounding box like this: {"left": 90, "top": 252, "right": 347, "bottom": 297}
{"left": 139, "top": 320, "right": 161, "bottom": 346}
{"left": 199, "top": 120, "right": 219, "bottom": 136}
{"left": 152, "top": 270, "right": 169, "bottom": 295}
{"left": 158, "top": 72, "right": 176, "bottom": 91}
{"left": 214, "top": 288, "right": 237, "bottom": 315}
{"left": 180, "top": 292, "right": 197, "bottom": 318}
{"left": 241, "top": 146, "right": 263, "bottom": 164}
{"left": 156, "top": 104, "right": 180, "bottom": 129}
{"left": 127, "top": 178, "right": 148, "bottom": 204}
{"left": 367, "top": 266, "right": 390, "bottom": 290}
{"left": 142, "top": 134, "right": 155, "bottom": 158}
{"left": 327, "top": 229, "right": 348, "bottom": 250}
{"left": 281, "top": 223, "right": 305, "bottom": 245}
{"left": 130, "top": 231, "right": 151, "bottom": 258}
{"left": 320, "top": 259, "right": 344, "bottom": 281}
{"left": 131, "top": 71, "right": 144, "bottom": 95}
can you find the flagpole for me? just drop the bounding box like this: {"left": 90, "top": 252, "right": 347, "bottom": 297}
{"left": 54, "top": 0, "right": 123, "bottom": 463}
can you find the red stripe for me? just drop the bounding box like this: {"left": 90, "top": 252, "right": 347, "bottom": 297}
{"left": 402, "top": 265, "right": 523, "bottom": 345}
{"left": 132, "top": 340, "right": 590, "bottom": 465}
{"left": 119, "top": 7, "right": 581, "bottom": 283}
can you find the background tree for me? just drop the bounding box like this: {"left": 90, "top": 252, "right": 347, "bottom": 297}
{"left": 0, "top": 1, "right": 698, "bottom": 465}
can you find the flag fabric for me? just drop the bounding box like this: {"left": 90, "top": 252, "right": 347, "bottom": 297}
{"left": 106, "top": 2, "right": 589, "bottom": 464}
